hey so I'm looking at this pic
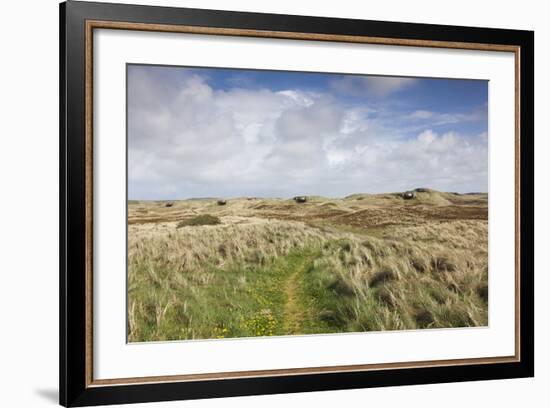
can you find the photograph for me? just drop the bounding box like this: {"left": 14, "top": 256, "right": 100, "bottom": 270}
{"left": 126, "top": 64, "right": 489, "bottom": 342}
{"left": 55, "top": 1, "right": 535, "bottom": 406}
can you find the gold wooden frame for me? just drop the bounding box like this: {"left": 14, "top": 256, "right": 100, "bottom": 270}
{"left": 84, "top": 20, "right": 522, "bottom": 388}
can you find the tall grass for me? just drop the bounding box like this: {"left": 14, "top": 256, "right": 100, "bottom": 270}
{"left": 128, "top": 215, "right": 488, "bottom": 341}
{"left": 302, "top": 221, "right": 488, "bottom": 332}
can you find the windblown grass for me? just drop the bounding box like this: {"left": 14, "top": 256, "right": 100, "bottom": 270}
{"left": 128, "top": 220, "right": 334, "bottom": 341}
{"left": 128, "top": 191, "right": 488, "bottom": 342}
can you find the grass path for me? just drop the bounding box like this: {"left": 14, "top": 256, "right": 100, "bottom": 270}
{"left": 281, "top": 252, "right": 316, "bottom": 335}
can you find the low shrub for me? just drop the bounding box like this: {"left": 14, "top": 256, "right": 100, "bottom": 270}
{"left": 177, "top": 214, "right": 221, "bottom": 228}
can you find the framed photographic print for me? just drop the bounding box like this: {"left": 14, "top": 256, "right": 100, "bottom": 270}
{"left": 59, "top": 1, "right": 534, "bottom": 406}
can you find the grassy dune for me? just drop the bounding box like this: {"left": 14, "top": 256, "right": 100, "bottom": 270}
{"left": 128, "top": 190, "right": 488, "bottom": 342}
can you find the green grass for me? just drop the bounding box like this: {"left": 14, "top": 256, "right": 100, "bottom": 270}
{"left": 129, "top": 246, "right": 323, "bottom": 341}
{"left": 128, "top": 228, "right": 488, "bottom": 341}
{"left": 127, "top": 194, "right": 489, "bottom": 342}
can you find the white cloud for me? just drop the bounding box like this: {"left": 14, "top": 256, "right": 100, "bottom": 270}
{"left": 330, "top": 76, "right": 417, "bottom": 97}
{"left": 409, "top": 110, "right": 435, "bottom": 120}
{"left": 417, "top": 129, "right": 438, "bottom": 145}
{"left": 276, "top": 90, "right": 315, "bottom": 107}
{"left": 406, "top": 107, "right": 487, "bottom": 126}
{"left": 128, "top": 70, "right": 487, "bottom": 199}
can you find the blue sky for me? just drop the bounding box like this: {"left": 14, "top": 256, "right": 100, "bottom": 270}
{"left": 127, "top": 64, "right": 488, "bottom": 199}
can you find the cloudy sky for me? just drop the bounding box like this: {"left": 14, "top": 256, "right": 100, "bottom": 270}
{"left": 127, "top": 64, "right": 488, "bottom": 200}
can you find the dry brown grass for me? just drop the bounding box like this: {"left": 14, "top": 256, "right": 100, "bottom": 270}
{"left": 128, "top": 191, "right": 488, "bottom": 341}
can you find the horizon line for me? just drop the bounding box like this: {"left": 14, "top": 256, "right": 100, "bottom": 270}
{"left": 128, "top": 190, "right": 489, "bottom": 201}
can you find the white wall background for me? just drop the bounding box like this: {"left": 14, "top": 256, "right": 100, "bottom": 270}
{"left": 0, "top": 0, "right": 544, "bottom": 407}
